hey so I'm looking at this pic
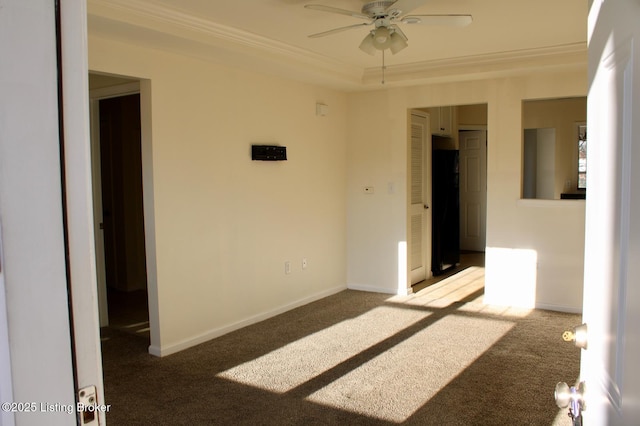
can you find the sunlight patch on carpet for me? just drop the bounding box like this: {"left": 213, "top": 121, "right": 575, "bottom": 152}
{"left": 306, "top": 315, "right": 515, "bottom": 423}
{"left": 408, "top": 266, "right": 485, "bottom": 307}
{"left": 216, "top": 305, "right": 430, "bottom": 393}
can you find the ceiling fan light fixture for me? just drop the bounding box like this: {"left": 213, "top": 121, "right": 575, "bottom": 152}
{"left": 359, "top": 34, "right": 377, "bottom": 55}
{"left": 374, "top": 26, "right": 389, "bottom": 43}
{"left": 389, "top": 32, "right": 408, "bottom": 54}
{"left": 372, "top": 26, "right": 391, "bottom": 49}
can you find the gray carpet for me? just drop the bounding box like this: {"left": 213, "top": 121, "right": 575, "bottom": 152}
{"left": 101, "top": 275, "right": 581, "bottom": 425}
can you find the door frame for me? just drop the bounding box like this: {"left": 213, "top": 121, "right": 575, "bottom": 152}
{"left": 89, "top": 77, "right": 160, "bottom": 355}
{"left": 0, "top": 226, "right": 14, "bottom": 426}
{"left": 408, "top": 110, "right": 432, "bottom": 286}
{"left": 89, "top": 80, "right": 141, "bottom": 327}
{"left": 59, "top": 0, "right": 106, "bottom": 421}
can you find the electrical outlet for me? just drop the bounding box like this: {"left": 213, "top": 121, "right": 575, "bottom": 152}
{"left": 302, "top": 258, "right": 308, "bottom": 269}
{"left": 285, "top": 261, "right": 291, "bottom": 274}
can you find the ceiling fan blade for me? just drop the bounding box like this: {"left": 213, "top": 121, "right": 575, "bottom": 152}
{"left": 304, "top": 4, "right": 371, "bottom": 20}
{"left": 391, "top": 25, "right": 408, "bottom": 41}
{"left": 385, "top": 0, "right": 428, "bottom": 16}
{"left": 308, "top": 22, "right": 372, "bottom": 38}
{"left": 402, "top": 14, "right": 473, "bottom": 26}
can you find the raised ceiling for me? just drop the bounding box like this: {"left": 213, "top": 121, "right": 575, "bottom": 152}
{"left": 87, "top": 0, "right": 588, "bottom": 90}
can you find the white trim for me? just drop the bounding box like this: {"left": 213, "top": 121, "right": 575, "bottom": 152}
{"left": 149, "top": 285, "right": 347, "bottom": 357}
{"left": 517, "top": 198, "right": 586, "bottom": 207}
{"left": 535, "top": 302, "right": 582, "bottom": 314}
{"left": 89, "top": 81, "right": 140, "bottom": 100}
{"left": 88, "top": 78, "right": 161, "bottom": 356}
{"left": 347, "top": 283, "right": 400, "bottom": 295}
{"left": 458, "top": 125, "right": 488, "bottom": 131}
{"left": 88, "top": 0, "right": 343, "bottom": 65}
{"left": 88, "top": 80, "right": 141, "bottom": 329}
{"left": 362, "top": 43, "right": 587, "bottom": 87}
{"left": 87, "top": 0, "right": 362, "bottom": 90}
{"left": 60, "top": 0, "right": 107, "bottom": 421}
{"left": 87, "top": 0, "right": 586, "bottom": 90}
{"left": 0, "top": 224, "right": 15, "bottom": 426}
{"left": 89, "top": 99, "right": 108, "bottom": 328}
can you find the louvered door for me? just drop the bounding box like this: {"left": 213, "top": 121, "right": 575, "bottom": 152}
{"left": 410, "top": 112, "right": 431, "bottom": 284}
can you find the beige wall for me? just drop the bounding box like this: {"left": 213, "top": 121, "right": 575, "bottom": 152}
{"left": 347, "top": 70, "right": 586, "bottom": 312}
{"left": 89, "top": 31, "right": 587, "bottom": 357}
{"left": 458, "top": 104, "right": 488, "bottom": 126}
{"left": 89, "top": 35, "right": 348, "bottom": 355}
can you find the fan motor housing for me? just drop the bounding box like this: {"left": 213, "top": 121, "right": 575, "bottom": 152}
{"left": 362, "top": 1, "right": 396, "bottom": 17}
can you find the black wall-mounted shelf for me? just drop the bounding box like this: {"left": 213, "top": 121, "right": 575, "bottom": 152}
{"left": 251, "top": 145, "right": 287, "bottom": 161}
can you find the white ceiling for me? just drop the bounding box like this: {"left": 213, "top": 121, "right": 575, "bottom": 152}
{"left": 87, "top": 0, "right": 588, "bottom": 89}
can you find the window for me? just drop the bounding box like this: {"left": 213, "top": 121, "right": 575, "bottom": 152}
{"left": 577, "top": 123, "right": 587, "bottom": 189}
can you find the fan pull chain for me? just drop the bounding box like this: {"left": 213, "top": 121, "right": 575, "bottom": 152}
{"left": 381, "top": 49, "right": 386, "bottom": 84}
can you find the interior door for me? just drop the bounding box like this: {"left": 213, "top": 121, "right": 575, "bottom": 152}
{"left": 579, "top": 0, "right": 640, "bottom": 423}
{"left": 458, "top": 130, "right": 487, "bottom": 252}
{"left": 409, "top": 111, "right": 431, "bottom": 284}
{"left": 99, "top": 94, "right": 148, "bottom": 294}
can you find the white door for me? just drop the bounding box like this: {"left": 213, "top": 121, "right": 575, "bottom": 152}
{"left": 578, "top": 0, "right": 640, "bottom": 423}
{"left": 458, "top": 130, "right": 487, "bottom": 252}
{"left": 409, "top": 111, "right": 432, "bottom": 284}
{"left": 60, "top": 0, "right": 108, "bottom": 422}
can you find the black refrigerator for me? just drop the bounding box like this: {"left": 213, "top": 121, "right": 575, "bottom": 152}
{"left": 432, "top": 149, "right": 460, "bottom": 276}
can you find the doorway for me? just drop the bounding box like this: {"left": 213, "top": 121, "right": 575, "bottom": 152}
{"left": 410, "top": 104, "right": 487, "bottom": 290}
{"left": 100, "top": 93, "right": 149, "bottom": 333}
{"left": 89, "top": 74, "right": 150, "bottom": 341}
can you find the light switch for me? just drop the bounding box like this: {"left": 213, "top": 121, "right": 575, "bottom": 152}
{"left": 316, "top": 103, "right": 329, "bottom": 116}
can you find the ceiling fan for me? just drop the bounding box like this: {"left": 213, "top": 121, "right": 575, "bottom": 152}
{"left": 305, "top": 0, "right": 472, "bottom": 55}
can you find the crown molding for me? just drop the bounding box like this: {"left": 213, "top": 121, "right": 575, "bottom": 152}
{"left": 87, "top": 0, "right": 363, "bottom": 89}
{"left": 90, "top": 0, "right": 301, "bottom": 59}
{"left": 361, "top": 42, "right": 588, "bottom": 87}
{"left": 88, "top": 0, "right": 587, "bottom": 90}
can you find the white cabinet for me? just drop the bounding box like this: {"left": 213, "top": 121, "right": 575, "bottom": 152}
{"left": 430, "top": 106, "right": 453, "bottom": 136}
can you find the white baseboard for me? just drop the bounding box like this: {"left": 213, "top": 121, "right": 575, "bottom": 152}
{"left": 347, "top": 283, "right": 411, "bottom": 295}
{"left": 534, "top": 302, "right": 583, "bottom": 314}
{"left": 148, "top": 284, "right": 347, "bottom": 357}
{"left": 483, "top": 297, "right": 583, "bottom": 315}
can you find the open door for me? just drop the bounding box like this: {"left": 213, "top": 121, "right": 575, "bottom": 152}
{"left": 459, "top": 130, "right": 487, "bottom": 252}
{"left": 558, "top": 0, "right": 640, "bottom": 423}
{"left": 409, "top": 111, "right": 432, "bottom": 285}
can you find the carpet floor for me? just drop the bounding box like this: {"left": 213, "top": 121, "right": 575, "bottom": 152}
{"left": 101, "top": 267, "right": 581, "bottom": 425}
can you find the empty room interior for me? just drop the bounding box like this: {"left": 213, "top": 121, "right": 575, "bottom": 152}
{"left": 86, "top": 0, "right": 587, "bottom": 423}
{"left": 7, "top": 0, "right": 592, "bottom": 424}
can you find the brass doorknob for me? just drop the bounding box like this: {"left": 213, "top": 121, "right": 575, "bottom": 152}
{"left": 562, "top": 323, "right": 588, "bottom": 349}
